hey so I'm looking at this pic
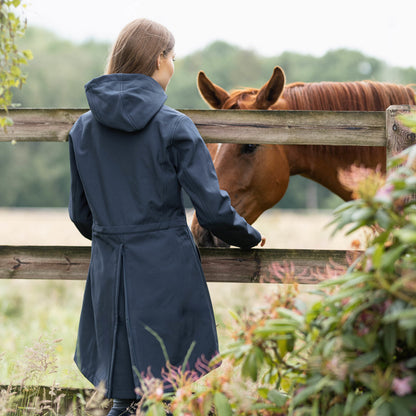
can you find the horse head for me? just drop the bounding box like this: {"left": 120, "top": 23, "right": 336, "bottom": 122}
{"left": 191, "top": 67, "right": 291, "bottom": 247}
{"left": 190, "top": 68, "right": 415, "bottom": 247}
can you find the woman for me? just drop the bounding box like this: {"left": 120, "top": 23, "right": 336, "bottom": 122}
{"left": 68, "top": 18, "right": 264, "bottom": 415}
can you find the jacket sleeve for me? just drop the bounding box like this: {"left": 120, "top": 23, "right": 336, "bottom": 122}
{"left": 170, "top": 115, "right": 261, "bottom": 248}
{"left": 68, "top": 135, "right": 93, "bottom": 240}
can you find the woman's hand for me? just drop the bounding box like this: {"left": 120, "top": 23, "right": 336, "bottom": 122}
{"left": 260, "top": 237, "right": 266, "bottom": 247}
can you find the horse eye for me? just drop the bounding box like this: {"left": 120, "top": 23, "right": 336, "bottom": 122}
{"left": 241, "top": 144, "right": 258, "bottom": 154}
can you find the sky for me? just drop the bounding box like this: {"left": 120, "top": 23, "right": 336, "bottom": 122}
{"left": 24, "top": 0, "right": 415, "bottom": 68}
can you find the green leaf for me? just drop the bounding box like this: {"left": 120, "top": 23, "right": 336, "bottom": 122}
{"left": 380, "top": 245, "right": 407, "bottom": 271}
{"left": 370, "top": 242, "right": 385, "bottom": 268}
{"left": 345, "top": 220, "right": 368, "bottom": 235}
{"left": 275, "top": 307, "right": 305, "bottom": 325}
{"left": 350, "top": 349, "right": 380, "bottom": 370}
{"left": 339, "top": 272, "right": 372, "bottom": 289}
{"left": 292, "top": 376, "right": 329, "bottom": 406}
{"left": 326, "top": 404, "right": 344, "bottom": 416}
{"left": 375, "top": 209, "right": 392, "bottom": 229}
{"left": 351, "top": 392, "right": 371, "bottom": 413}
{"left": 214, "top": 392, "right": 232, "bottom": 416}
{"left": 400, "top": 318, "right": 416, "bottom": 330}
{"left": 394, "top": 228, "right": 416, "bottom": 244}
{"left": 267, "top": 389, "right": 289, "bottom": 407}
{"left": 22, "top": 48, "right": 33, "bottom": 60}
{"left": 145, "top": 402, "right": 166, "bottom": 416}
{"left": 383, "top": 307, "right": 416, "bottom": 324}
{"left": 258, "top": 387, "right": 269, "bottom": 399}
{"left": 406, "top": 356, "right": 416, "bottom": 368}
{"left": 342, "top": 334, "right": 368, "bottom": 351}
{"left": 351, "top": 207, "right": 374, "bottom": 222}
{"left": 383, "top": 323, "right": 396, "bottom": 358}
{"left": 391, "top": 396, "right": 416, "bottom": 416}
{"left": 375, "top": 401, "right": 392, "bottom": 416}
{"left": 332, "top": 200, "right": 358, "bottom": 214}
{"left": 241, "top": 346, "right": 264, "bottom": 381}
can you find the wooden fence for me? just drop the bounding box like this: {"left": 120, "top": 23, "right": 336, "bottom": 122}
{"left": 0, "top": 105, "right": 415, "bottom": 284}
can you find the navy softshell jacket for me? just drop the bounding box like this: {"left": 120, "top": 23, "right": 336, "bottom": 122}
{"left": 69, "top": 73, "right": 261, "bottom": 398}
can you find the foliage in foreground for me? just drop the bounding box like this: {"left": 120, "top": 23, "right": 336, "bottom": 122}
{"left": 133, "top": 146, "right": 416, "bottom": 415}
{"left": 0, "top": 0, "right": 32, "bottom": 129}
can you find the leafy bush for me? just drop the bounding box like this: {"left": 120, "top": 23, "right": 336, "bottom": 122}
{"left": 133, "top": 141, "right": 416, "bottom": 415}
{"left": 289, "top": 154, "right": 416, "bottom": 415}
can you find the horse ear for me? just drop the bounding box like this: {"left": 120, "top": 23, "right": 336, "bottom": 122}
{"left": 197, "top": 71, "right": 230, "bottom": 109}
{"left": 255, "top": 66, "right": 286, "bottom": 109}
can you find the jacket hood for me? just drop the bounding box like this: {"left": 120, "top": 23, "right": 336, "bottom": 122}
{"left": 85, "top": 73, "right": 167, "bottom": 132}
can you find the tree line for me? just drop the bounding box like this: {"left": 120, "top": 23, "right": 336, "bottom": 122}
{"left": 2, "top": 27, "right": 415, "bottom": 208}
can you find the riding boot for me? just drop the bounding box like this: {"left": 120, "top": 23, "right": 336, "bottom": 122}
{"left": 107, "top": 398, "right": 137, "bottom": 416}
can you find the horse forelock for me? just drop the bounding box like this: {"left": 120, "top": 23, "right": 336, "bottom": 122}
{"left": 224, "top": 88, "right": 260, "bottom": 109}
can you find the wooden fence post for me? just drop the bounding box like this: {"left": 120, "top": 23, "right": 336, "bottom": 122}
{"left": 386, "top": 105, "right": 416, "bottom": 160}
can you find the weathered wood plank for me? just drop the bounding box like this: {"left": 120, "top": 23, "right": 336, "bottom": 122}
{"left": 0, "top": 109, "right": 85, "bottom": 142}
{"left": 0, "top": 108, "right": 387, "bottom": 146}
{"left": 0, "top": 245, "right": 360, "bottom": 284}
{"left": 0, "top": 245, "right": 91, "bottom": 280}
{"left": 188, "top": 109, "right": 387, "bottom": 146}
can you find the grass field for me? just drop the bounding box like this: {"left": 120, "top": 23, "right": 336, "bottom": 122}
{"left": 0, "top": 207, "right": 367, "bottom": 389}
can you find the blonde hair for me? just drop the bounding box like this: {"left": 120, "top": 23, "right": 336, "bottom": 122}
{"left": 106, "top": 18, "right": 175, "bottom": 75}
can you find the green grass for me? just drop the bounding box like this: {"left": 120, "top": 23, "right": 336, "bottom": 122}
{"left": 0, "top": 280, "right": 89, "bottom": 388}
{"left": 0, "top": 279, "right": 278, "bottom": 389}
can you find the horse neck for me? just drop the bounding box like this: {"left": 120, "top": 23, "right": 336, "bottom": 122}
{"left": 283, "top": 144, "right": 386, "bottom": 201}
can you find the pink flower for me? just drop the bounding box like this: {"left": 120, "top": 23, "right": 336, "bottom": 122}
{"left": 357, "top": 326, "right": 370, "bottom": 336}
{"left": 392, "top": 376, "right": 413, "bottom": 396}
{"left": 155, "top": 386, "right": 164, "bottom": 400}
{"left": 176, "top": 387, "right": 187, "bottom": 400}
{"left": 375, "top": 183, "right": 394, "bottom": 203}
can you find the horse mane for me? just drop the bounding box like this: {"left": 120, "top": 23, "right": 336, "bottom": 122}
{"left": 279, "top": 81, "right": 416, "bottom": 111}
{"left": 277, "top": 81, "right": 416, "bottom": 163}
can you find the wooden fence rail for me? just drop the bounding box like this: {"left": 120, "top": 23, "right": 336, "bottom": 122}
{"left": 0, "top": 105, "right": 414, "bottom": 283}
{"left": 0, "top": 245, "right": 357, "bottom": 284}
{"left": 0, "top": 107, "right": 388, "bottom": 145}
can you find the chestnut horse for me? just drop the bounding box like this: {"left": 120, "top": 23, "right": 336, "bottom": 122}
{"left": 191, "top": 66, "right": 416, "bottom": 247}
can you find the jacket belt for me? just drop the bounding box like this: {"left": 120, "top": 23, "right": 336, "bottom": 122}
{"left": 92, "top": 217, "right": 188, "bottom": 235}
